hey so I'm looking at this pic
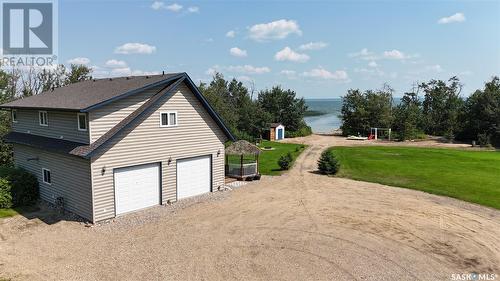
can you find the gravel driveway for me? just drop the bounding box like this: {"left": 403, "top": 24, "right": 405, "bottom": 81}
{"left": 1, "top": 135, "right": 499, "bottom": 281}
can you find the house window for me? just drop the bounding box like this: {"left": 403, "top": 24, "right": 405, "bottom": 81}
{"left": 42, "top": 168, "right": 51, "bottom": 185}
{"left": 77, "top": 113, "right": 87, "bottom": 131}
{"left": 12, "top": 109, "right": 17, "bottom": 123}
{"left": 39, "top": 111, "right": 48, "bottom": 126}
{"left": 160, "top": 111, "right": 178, "bottom": 127}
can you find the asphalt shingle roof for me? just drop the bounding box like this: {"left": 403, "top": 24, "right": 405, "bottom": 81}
{"left": 3, "top": 132, "right": 87, "bottom": 155}
{"left": 1, "top": 72, "right": 236, "bottom": 157}
{"left": 0, "top": 73, "right": 183, "bottom": 111}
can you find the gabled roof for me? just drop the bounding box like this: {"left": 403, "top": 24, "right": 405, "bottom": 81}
{"left": 0, "top": 73, "right": 184, "bottom": 111}
{"left": 70, "top": 77, "right": 187, "bottom": 158}
{"left": 1, "top": 73, "right": 236, "bottom": 156}
{"left": 270, "top": 123, "right": 283, "bottom": 128}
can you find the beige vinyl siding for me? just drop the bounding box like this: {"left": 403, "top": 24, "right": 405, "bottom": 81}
{"left": 12, "top": 109, "right": 89, "bottom": 143}
{"left": 90, "top": 83, "right": 227, "bottom": 221}
{"left": 13, "top": 144, "right": 93, "bottom": 221}
{"left": 88, "top": 86, "right": 161, "bottom": 142}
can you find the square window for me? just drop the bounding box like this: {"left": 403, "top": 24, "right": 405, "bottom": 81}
{"left": 77, "top": 113, "right": 87, "bottom": 131}
{"left": 39, "top": 111, "right": 48, "bottom": 126}
{"left": 42, "top": 168, "right": 51, "bottom": 185}
{"left": 12, "top": 110, "right": 17, "bottom": 123}
{"left": 160, "top": 111, "right": 177, "bottom": 127}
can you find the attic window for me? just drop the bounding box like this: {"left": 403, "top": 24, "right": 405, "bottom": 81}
{"left": 39, "top": 111, "right": 48, "bottom": 126}
{"left": 77, "top": 113, "right": 87, "bottom": 131}
{"left": 12, "top": 109, "right": 17, "bottom": 123}
{"left": 160, "top": 111, "right": 177, "bottom": 127}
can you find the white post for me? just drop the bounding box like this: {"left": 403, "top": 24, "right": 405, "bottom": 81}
{"left": 375, "top": 128, "right": 378, "bottom": 140}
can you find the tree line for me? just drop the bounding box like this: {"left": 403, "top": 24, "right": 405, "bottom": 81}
{"left": 199, "top": 73, "right": 311, "bottom": 141}
{"left": 340, "top": 76, "right": 500, "bottom": 147}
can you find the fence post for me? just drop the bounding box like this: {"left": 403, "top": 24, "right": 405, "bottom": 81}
{"left": 240, "top": 154, "right": 244, "bottom": 179}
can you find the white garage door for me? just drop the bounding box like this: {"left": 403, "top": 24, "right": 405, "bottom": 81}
{"left": 177, "top": 155, "right": 211, "bottom": 199}
{"left": 114, "top": 163, "right": 160, "bottom": 215}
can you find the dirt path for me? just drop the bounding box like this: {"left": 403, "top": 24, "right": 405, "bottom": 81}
{"left": 1, "top": 134, "right": 499, "bottom": 281}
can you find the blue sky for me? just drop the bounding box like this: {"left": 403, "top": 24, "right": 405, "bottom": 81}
{"left": 60, "top": 0, "right": 500, "bottom": 98}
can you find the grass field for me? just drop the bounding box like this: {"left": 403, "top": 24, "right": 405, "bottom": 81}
{"left": 258, "top": 141, "right": 306, "bottom": 175}
{"left": 331, "top": 146, "right": 500, "bottom": 209}
{"left": 227, "top": 141, "right": 305, "bottom": 176}
{"left": 0, "top": 208, "right": 18, "bottom": 219}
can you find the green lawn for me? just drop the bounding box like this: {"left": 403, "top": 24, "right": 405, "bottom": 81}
{"left": 258, "top": 141, "right": 306, "bottom": 175}
{"left": 330, "top": 146, "right": 500, "bottom": 209}
{"left": 0, "top": 205, "right": 39, "bottom": 219}
{"left": 227, "top": 141, "right": 306, "bottom": 175}
{"left": 0, "top": 208, "right": 19, "bottom": 218}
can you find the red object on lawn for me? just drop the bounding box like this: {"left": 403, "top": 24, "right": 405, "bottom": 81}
{"left": 368, "top": 134, "right": 375, "bottom": 140}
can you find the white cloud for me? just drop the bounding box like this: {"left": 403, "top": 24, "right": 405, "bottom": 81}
{"left": 348, "top": 48, "right": 378, "bottom": 60}
{"left": 354, "top": 67, "right": 385, "bottom": 78}
{"left": 227, "top": 65, "right": 270, "bottom": 74}
{"left": 205, "top": 38, "right": 214, "bottom": 43}
{"left": 274, "top": 47, "right": 309, "bottom": 63}
{"left": 151, "top": 1, "right": 183, "bottom": 12}
{"left": 207, "top": 64, "right": 271, "bottom": 75}
{"left": 349, "top": 48, "right": 372, "bottom": 57}
{"left": 298, "top": 41, "right": 328, "bottom": 51}
{"left": 438, "top": 12, "right": 465, "bottom": 24}
{"left": 166, "top": 3, "right": 183, "bottom": 12}
{"left": 67, "top": 57, "right": 90, "bottom": 65}
{"left": 351, "top": 48, "right": 417, "bottom": 61}
{"left": 105, "top": 59, "right": 127, "bottom": 68}
{"left": 229, "top": 47, "right": 248, "bottom": 57}
{"left": 115, "top": 43, "right": 156, "bottom": 54}
{"left": 368, "top": 61, "right": 377, "bottom": 67}
{"left": 151, "top": 1, "right": 164, "bottom": 10}
{"left": 205, "top": 67, "right": 217, "bottom": 76}
{"left": 187, "top": 6, "right": 199, "bottom": 13}
{"left": 94, "top": 66, "right": 160, "bottom": 78}
{"left": 110, "top": 67, "right": 133, "bottom": 76}
{"left": 226, "top": 30, "right": 236, "bottom": 38}
{"left": 302, "top": 67, "right": 349, "bottom": 81}
{"left": 383, "top": 49, "right": 408, "bottom": 60}
{"left": 248, "top": 19, "right": 302, "bottom": 42}
{"left": 280, "top": 70, "right": 296, "bottom": 75}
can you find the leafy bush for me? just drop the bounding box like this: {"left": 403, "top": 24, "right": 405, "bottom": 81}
{"left": 0, "top": 178, "right": 12, "bottom": 208}
{"left": 477, "top": 133, "right": 491, "bottom": 147}
{"left": 287, "top": 125, "right": 313, "bottom": 138}
{"left": 317, "top": 150, "right": 340, "bottom": 175}
{"left": 0, "top": 166, "right": 39, "bottom": 207}
{"left": 278, "top": 152, "right": 293, "bottom": 170}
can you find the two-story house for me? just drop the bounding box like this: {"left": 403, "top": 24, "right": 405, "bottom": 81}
{"left": 0, "top": 72, "right": 235, "bottom": 222}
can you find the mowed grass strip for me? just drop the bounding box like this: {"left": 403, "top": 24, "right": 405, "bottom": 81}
{"left": 227, "top": 141, "right": 305, "bottom": 176}
{"left": 257, "top": 141, "right": 306, "bottom": 175}
{"left": 0, "top": 208, "right": 18, "bottom": 219}
{"left": 331, "top": 146, "right": 500, "bottom": 209}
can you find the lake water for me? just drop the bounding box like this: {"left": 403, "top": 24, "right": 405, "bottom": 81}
{"left": 304, "top": 99, "right": 342, "bottom": 133}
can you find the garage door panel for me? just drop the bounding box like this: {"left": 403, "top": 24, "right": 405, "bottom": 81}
{"left": 177, "top": 155, "right": 211, "bottom": 199}
{"left": 114, "top": 163, "right": 160, "bottom": 215}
